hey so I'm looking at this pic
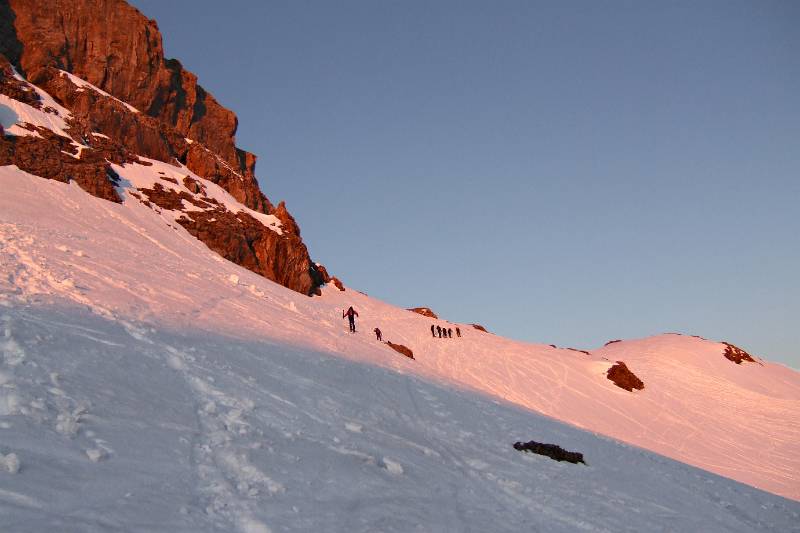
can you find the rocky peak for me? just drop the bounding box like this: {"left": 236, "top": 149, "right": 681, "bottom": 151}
{"left": 1, "top": 0, "right": 332, "bottom": 296}
{"left": 3, "top": 0, "right": 244, "bottom": 173}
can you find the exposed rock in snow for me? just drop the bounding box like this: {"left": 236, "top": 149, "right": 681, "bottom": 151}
{"left": 606, "top": 361, "right": 645, "bottom": 391}
{"left": 385, "top": 341, "right": 414, "bottom": 360}
{"left": 513, "top": 441, "right": 585, "bottom": 465}
{"left": 330, "top": 276, "right": 345, "bottom": 291}
{"left": 407, "top": 307, "right": 438, "bottom": 319}
{"left": 723, "top": 342, "right": 757, "bottom": 365}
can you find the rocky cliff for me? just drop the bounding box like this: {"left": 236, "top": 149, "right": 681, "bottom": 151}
{"left": 0, "top": 0, "right": 329, "bottom": 295}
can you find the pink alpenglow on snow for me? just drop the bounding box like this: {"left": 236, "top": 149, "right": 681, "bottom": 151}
{"left": 1, "top": 161, "right": 799, "bottom": 502}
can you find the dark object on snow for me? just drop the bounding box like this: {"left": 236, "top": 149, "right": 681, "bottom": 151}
{"left": 408, "top": 307, "right": 438, "bottom": 319}
{"left": 456, "top": 327, "right": 461, "bottom": 338}
{"left": 447, "top": 328, "right": 452, "bottom": 338}
{"left": 471, "top": 323, "right": 488, "bottom": 333}
{"left": 566, "top": 347, "right": 590, "bottom": 355}
{"left": 374, "top": 327, "right": 382, "bottom": 341}
{"left": 436, "top": 325, "right": 442, "bottom": 338}
{"left": 604, "top": 339, "right": 622, "bottom": 346}
{"left": 722, "top": 342, "right": 756, "bottom": 364}
{"left": 386, "top": 341, "right": 414, "bottom": 359}
{"left": 513, "top": 440, "right": 585, "bottom": 465}
{"left": 431, "top": 324, "right": 436, "bottom": 337}
{"left": 343, "top": 306, "right": 359, "bottom": 333}
{"left": 606, "top": 361, "right": 645, "bottom": 391}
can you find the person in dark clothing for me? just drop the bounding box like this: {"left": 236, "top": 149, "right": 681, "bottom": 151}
{"left": 374, "top": 327, "right": 382, "bottom": 341}
{"left": 448, "top": 328, "right": 453, "bottom": 338}
{"left": 436, "top": 325, "right": 442, "bottom": 338}
{"left": 456, "top": 327, "right": 461, "bottom": 338}
{"left": 343, "top": 306, "right": 359, "bottom": 333}
{"left": 431, "top": 324, "right": 436, "bottom": 337}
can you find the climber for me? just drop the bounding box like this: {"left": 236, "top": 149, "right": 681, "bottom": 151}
{"left": 374, "top": 327, "right": 382, "bottom": 341}
{"left": 343, "top": 306, "right": 359, "bottom": 333}
{"left": 431, "top": 324, "right": 436, "bottom": 337}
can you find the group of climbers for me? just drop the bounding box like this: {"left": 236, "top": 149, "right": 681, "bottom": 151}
{"left": 431, "top": 324, "right": 460, "bottom": 339}
{"left": 342, "top": 306, "right": 462, "bottom": 345}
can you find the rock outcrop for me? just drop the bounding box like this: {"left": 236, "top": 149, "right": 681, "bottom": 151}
{"left": 134, "top": 181, "right": 324, "bottom": 296}
{"left": 471, "top": 324, "right": 489, "bottom": 333}
{"left": 606, "top": 361, "right": 645, "bottom": 392}
{"left": 513, "top": 441, "right": 585, "bottom": 465}
{"left": 0, "top": 123, "right": 123, "bottom": 203}
{"left": 0, "top": 0, "right": 329, "bottom": 296}
{"left": 722, "top": 342, "right": 756, "bottom": 365}
{"left": 3, "top": 0, "right": 244, "bottom": 175}
{"left": 407, "top": 307, "right": 438, "bottom": 319}
{"left": 385, "top": 341, "right": 414, "bottom": 360}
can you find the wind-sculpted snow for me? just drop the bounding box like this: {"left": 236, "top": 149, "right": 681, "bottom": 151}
{"left": 1, "top": 168, "right": 800, "bottom": 529}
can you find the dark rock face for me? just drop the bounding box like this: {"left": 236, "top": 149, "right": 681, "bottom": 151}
{"left": 386, "top": 342, "right": 414, "bottom": 360}
{"left": 1, "top": 57, "right": 123, "bottom": 201}
{"left": 604, "top": 339, "right": 622, "bottom": 346}
{"left": 5, "top": 0, "right": 243, "bottom": 174}
{"left": 606, "top": 361, "right": 645, "bottom": 392}
{"left": 133, "top": 180, "right": 325, "bottom": 296}
{"left": 407, "top": 307, "right": 438, "bottom": 319}
{"left": 722, "top": 342, "right": 756, "bottom": 365}
{"left": 1, "top": 1, "right": 329, "bottom": 296}
{"left": 471, "top": 324, "right": 489, "bottom": 333}
{"left": 513, "top": 441, "right": 585, "bottom": 465}
{"left": 28, "top": 62, "right": 271, "bottom": 214}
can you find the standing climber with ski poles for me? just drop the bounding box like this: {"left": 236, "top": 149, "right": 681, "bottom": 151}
{"left": 343, "top": 306, "right": 359, "bottom": 333}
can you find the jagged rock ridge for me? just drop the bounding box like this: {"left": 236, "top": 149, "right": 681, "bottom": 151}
{"left": 0, "top": 0, "right": 329, "bottom": 295}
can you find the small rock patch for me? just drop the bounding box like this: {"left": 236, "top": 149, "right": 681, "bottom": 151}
{"left": 606, "top": 361, "right": 644, "bottom": 391}
{"left": 722, "top": 342, "right": 756, "bottom": 364}
{"left": 385, "top": 341, "right": 414, "bottom": 360}
{"left": 513, "top": 441, "right": 585, "bottom": 465}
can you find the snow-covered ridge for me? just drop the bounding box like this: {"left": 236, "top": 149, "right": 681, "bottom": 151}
{"left": 1, "top": 168, "right": 798, "bottom": 506}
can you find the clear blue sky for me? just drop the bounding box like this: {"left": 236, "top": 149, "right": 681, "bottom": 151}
{"left": 130, "top": 0, "right": 799, "bottom": 368}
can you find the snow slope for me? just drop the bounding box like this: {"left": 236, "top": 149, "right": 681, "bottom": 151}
{"left": 2, "top": 66, "right": 800, "bottom": 529}
{"left": 2, "top": 162, "right": 798, "bottom": 501}
{"left": 1, "top": 169, "right": 799, "bottom": 531}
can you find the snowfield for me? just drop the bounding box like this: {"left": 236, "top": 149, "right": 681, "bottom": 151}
{"left": 1, "top": 168, "right": 799, "bottom": 532}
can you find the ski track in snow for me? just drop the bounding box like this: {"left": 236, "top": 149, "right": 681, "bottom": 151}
{"left": 2, "top": 160, "right": 800, "bottom": 529}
